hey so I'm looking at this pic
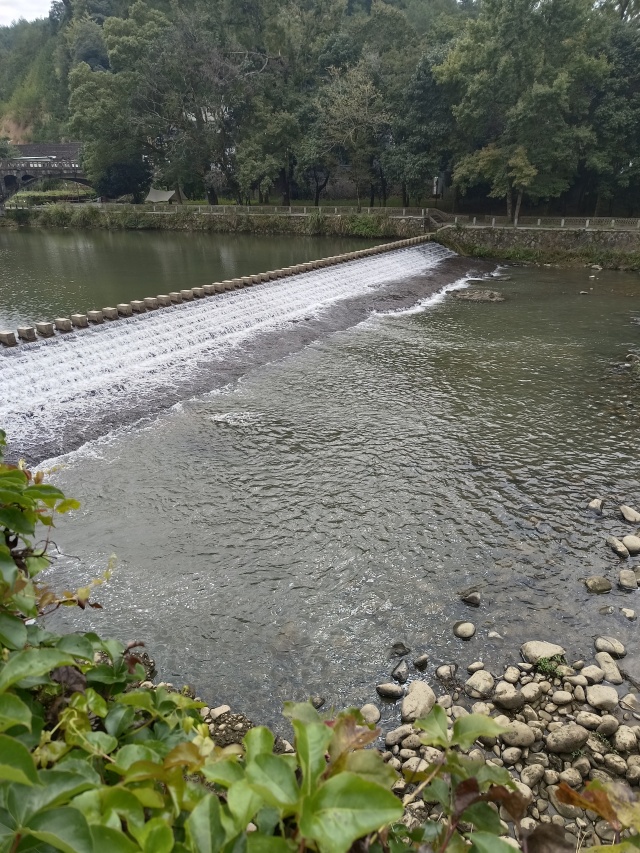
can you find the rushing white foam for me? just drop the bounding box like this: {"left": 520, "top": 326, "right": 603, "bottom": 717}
{"left": 0, "top": 244, "right": 453, "bottom": 454}
{"left": 373, "top": 275, "right": 472, "bottom": 318}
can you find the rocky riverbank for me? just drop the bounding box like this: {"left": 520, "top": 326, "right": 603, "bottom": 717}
{"left": 364, "top": 636, "right": 640, "bottom": 847}
{"left": 150, "top": 623, "right": 640, "bottom": 848}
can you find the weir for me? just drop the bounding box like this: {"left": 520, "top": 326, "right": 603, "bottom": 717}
{"left": 0, "top": 240, "right": 455, "bottom": 459}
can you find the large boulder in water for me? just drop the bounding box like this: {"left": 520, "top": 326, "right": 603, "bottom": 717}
{"left": 454, "top": 289, "right": 505, "bottom": 302}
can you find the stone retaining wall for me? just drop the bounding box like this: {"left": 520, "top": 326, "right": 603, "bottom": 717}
{"left": 436, "top": 226, "right": 640, "bottom": 269}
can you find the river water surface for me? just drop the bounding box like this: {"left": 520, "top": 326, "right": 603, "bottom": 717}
{"left": 1, "top": 229, "right": 639, "bottom": 728}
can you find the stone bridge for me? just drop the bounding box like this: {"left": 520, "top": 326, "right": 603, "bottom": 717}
{"left": 0, "top": 143, "right": 91, "bottom": 203}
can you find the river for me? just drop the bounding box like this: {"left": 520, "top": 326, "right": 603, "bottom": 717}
{"left": 1, "top": 228, "right": 639, "bottom": 729}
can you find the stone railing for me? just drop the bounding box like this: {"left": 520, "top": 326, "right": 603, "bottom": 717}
{"left": 447, "top": 214, "right": 640, "bottom": 231}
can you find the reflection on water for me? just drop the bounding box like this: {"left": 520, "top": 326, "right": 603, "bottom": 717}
{"left": 41, "top": 264, "right": 640, "bottom": 728}
{"left": 0, "top": 229, "right": 377, "bottom": 327}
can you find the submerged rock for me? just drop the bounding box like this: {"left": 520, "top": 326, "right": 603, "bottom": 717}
{"left": 454, "top": 289, "right": 505, "bottom": 303}
{"left": 623, "top": 535, "right": 640, "bottom": 555}
{"left": 453, "top": 621, "right": 476, "bottom": 640}
{"left": 595, "top": 636, "right": 626, "bottom": 658}
{"left": 620, "top": 505, "right": 640, "bottom": 523}
{"left": 377, "top": 682, "right": 404, "bottom": 700}
{"left": 461, "top": 590, "right": 482, "bottom": 607}
{"left": 585, "top": 576, "right": 612, "bottom": 593}
{"left": 588, "top": 497, "right": 604, "bottom": 513}
{"left": 619, "top": 569, "right": 638, "bottom": 591}
{"left": 607, "top": 536, "right": 630, "bottom": 559}
{"left": 391, "top": 641, "right": 411, "bottom": 656}
{"left": 392, "top": 660, "right": 409, "bottom": 683}
{"left": 413, "top": 653, "right": 429, "bottom": 670}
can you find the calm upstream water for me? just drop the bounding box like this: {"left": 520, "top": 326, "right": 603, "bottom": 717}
{"left": 1, "top": 229, "right": 639, "bottom": 728}
{"left": 0, "top": 229, "right": 376, "bottom": 328}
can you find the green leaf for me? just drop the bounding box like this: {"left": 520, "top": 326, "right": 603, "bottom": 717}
{"left": 102, "top": 787, "right": 145, "bottom": 829}
{"left": 91, "top": 825, "right": 141, "bottom": 853}
{"left": 129, "top": 786, "right": 165, "bottom": 809}
{"left": 26, "top": 806, "right": 93, "bottom": 853}
{"left": 282, "top": 701, "right": 322, "bottom": 724}
{"left": 0, "top": 649, "right": 74, "bottom": 693}
{"left": 105, "top": 704, "right": 136, "bottom": 738}
{"left": 115, "top": 691, "right": 156, "bottom": 714}
{"left": 0, "top": 613, "right": 28, "bottom": 651}
{"left": 111, "top": 744, "right": 163, "bottom": 772}
{"left": 0, "top": 734, "right": 39, "bottom": 785}
{"left": 467, "top": 832, "right": 521, "bottom": 853}
{"left": 0, "top": 693, "right": 31, "bottom": 732}
{"left": 299, "top": 772, "right": 403, "bottom": 853}
{"left": 55, "top": 499, "right": 81, "bottom": 513}
{"left": 56, "top": 634, "right": 96, "bottom": 661}
{"left": 342, "top": 749, "right": 398, "bottom": 789}
{"left": 247, "top": 838, "right": 297, "bottom": 852}
{"left": 452, "top": 715, "right": 507, "bottom": 750}
{"left": 246, "top": 754, "right": 299, "bottom": 811}
{"left": 133, "top": 817, "right": 173, "bottom": 853}
{"left": 202, "top": 758, "right": 245, "bottom": 788}
{"left": 25, "top": 554, "right": 51, "bottom": 576}
{"left": 227, "top": 780, "right": 264, "bottom": 829}
{"left": 244, "top": 727, "right": 274, "bottom": 764}
{"left": 0, "top": 507, "right": 35, "bottom": 536}
{"left": 81, "top": 731, "right": 118, "bottom": 755}
{"left": 23, "top": 484, "right": 65, "bottom": 506}
{"left": 475, "top": 763, "right": 513, "bottom": 788}
{"left": 414, "top": 705, "right": 449, "bottom": 747}
{"left": 185, "top": 794, "right": 227, "bottom": 853}
{"left": 421, "top": 778, "right": 450, "bottom": 808}
{"left": 462, "top": 802, "right": 503, "bottom": 834}
{"left": 293, "top": 720, "right": 332, "bottom": 796}
{"left": 25, "top": 768, "right": 98, "bottom": 814}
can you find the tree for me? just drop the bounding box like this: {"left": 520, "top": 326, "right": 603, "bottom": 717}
{"left": 0, "top": 138, "right": 17, "bottom": 158}
{"left": 312, "top": 61, "right": 390, "bottom": 209}
{"left": 383, "top": 48, "right": 455, "bottom": 206}
{"left": 437, "top": 0, "right": 608, "bottom": 219}
{"left": 583, "top": 21, "right": 640, "bottom": 215}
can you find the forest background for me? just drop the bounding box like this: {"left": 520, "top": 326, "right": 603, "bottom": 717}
{"left": 1, "top": 0, "right": 640, "bottom": 219}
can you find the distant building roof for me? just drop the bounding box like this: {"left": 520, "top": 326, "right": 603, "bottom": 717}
{"left": 14, "top": 143, "right": 81, "bottom": 160}
{"left": 146, "top": 188, "right": 177, "bottom": 203}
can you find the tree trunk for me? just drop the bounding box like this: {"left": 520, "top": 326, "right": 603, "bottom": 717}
{"left": 594, "top": 193, "right": 601, "bottom": 218}
{"left": 380, "top": 172, "right": 388, "bottom": 207}
{"left": 314, "top": 169, "right": 329, "bottom": 206}
{"left": 514, "top": 189, "right": 523, "bottom": 223}
{"left": 369, "top": 184, "right": 375, "bottom": 208}
{"left": 402, "top": 182, "right": 409, "bottom": 207}
{"left": 506, "top": 187, "right": 513, "bottom": 222}
{"left": 206, "top": 187, "right": 218, "bottom": 205}
{"left": 174, "top": 184, "right": 183, "bottom": 204}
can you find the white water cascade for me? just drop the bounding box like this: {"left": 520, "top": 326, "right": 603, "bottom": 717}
{"left": 1, "top": 244, "right": 454, "bottom": 457}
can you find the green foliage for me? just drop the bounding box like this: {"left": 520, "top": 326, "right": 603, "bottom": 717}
{"left": 533, "top": 654, "right": 566, "bottom": 677}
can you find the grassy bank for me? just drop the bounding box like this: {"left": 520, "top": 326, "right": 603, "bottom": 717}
{"left": 0, "top": 203, "right": 426, "bottom": 239}
{"left": 435, "top": 225, "right": 640, "bottom": 270}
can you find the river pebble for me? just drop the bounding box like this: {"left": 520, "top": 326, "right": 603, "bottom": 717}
{"left": 401, "top": 681, "right": 436, "bottom": 722}
{"left": 453, "top": 621, "right": 476, "bottom": 639}
{"left": 594, "top": 636, "right": 626, "bottom": 657}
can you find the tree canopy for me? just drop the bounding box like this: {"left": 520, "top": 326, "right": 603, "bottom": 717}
{"left": 1, "top": 0, "right": 640, "bottom": 215}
